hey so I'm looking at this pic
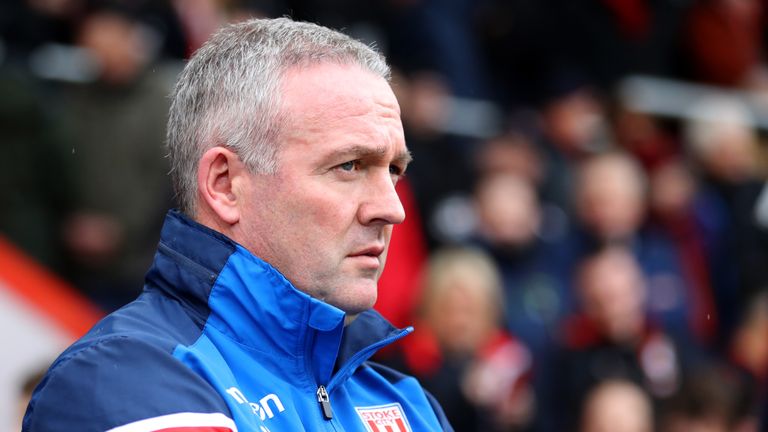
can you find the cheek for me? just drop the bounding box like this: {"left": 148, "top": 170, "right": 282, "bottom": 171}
{"left": 286, "top": 188, "right": 359, "bottom": 250}
{"left": 303, "top": 193, "right": 352, "bottom": 229}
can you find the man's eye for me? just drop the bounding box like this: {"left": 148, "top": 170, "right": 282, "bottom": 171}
{"left": 339, "top": 161, "right": 359, "bottom": 171}
{"left": 389, "top": 165, "right": 404, "bottom": 176}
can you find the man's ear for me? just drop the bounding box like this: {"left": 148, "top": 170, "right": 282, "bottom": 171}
{"left": 197, "top": 146, "right": 246, "bottom": 225}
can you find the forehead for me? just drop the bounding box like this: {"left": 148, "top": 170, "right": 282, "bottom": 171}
{"left": 278, "top": 63, "right": 402, "bottom": 134}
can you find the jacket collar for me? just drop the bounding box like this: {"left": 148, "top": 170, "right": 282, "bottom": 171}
{"left": 146, "top": 210, "right": 409, "bottom": 384}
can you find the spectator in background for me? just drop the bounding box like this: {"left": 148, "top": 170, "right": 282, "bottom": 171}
{"left": 169, "top": 0, "right": 281, "bottom": 56}
{"left": 385, "top": 247, "right": 534, "bottom": 432}
{"left": 729, "top": 290, "right": 768, "bottom": 402}
{"left": 685, "top": 97, "right": 761, "bottom": 186}
{"left": 574, "top": 151, "right": 647, "bottom": 244}
{"left": 660, "top": 364, "right": 758, "bottom": 432}
{"left": 541, "top": 85, "right": 610, "bottom": 162}
{"left": 470, "top": 137, "right": 575, "bottom": 432}
{"left": 647, "top": 158, "right": 719, "bottom": 346}
{"left": 0, "top": 0, "right": 190, "bottom": 65}
{"left": 0, "top": 66, "right": 70, "bottom": 272}
{"left": 54, "top": 6, "right": 179, "bottom": 310}
{"left": 473, "top": 126, "right": 566, "bottom": 217}
{"left": 580, "top": 380, "right": 654, "bottom": 432}
{"left": 471, "top": 170, "right": 571, "bottom": 363}
{"left": 170, "top": 0, "right": 228, "bottom": 55}
{"left": 474, "top": 130, "right": 545, "bottom": 188}
{"left": 550, "top": 246, "right": 680, "bottom": 430}
{"left": 537, "top": 83, "right": 611, "bottom": 213}
{"left": 572, "top": 151, "right": 697, "bottom": 345}
{"left": 684, "top": 96, "right": 768, "bottom": 347}
{"left": 611, "top": 104, "right": 679, "bottom": 171}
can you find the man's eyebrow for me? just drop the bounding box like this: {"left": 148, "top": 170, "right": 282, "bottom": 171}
{"left": 394, "top": 149, "right": 413, "bottom": 167}
{"left": 329, "top": 145, "right": 413, "bottom": 166}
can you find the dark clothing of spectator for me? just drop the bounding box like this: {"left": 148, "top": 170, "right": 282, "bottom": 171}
{"left": 0, "top": 67, "right": 70, "bottom": 271}
{"left": 548, "top": 315, "right": 679, "bottom": 430}
{"left": 53, "top": 65, "right": 178, "bottom": 310}
{"left": 384, "top": 327, "right": 533, "bottom": 432}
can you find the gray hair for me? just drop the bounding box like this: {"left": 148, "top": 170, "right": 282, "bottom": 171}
{"left": 167, "top": 17, "right": 391, "bottom": 215}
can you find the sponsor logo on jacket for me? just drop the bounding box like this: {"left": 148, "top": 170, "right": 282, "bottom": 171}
{"left": 226, "top": 386, "right": 285, "bottom": 421}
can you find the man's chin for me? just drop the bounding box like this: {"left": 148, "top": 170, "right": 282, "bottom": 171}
{"left": 328, "top": 280, "right": 378, "bottom": 318}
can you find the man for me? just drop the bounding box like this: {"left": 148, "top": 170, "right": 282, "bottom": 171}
{"left": 23, "top": 17, "right": 453, "bottom": 432}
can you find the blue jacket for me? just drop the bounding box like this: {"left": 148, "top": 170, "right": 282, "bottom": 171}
{"left": 23, "top": 211, "right": 452, "bottom": 432}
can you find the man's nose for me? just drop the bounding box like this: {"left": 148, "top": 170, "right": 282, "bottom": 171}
{"left": 358, "top": 173, "right": 406, "bottom": 226}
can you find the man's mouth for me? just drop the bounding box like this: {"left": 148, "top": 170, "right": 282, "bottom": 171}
{"left": 349, "top": 245, "right": 385, "bottom": 258}
{"left": 347, "top": 245, "right": 385, "bottom": 267}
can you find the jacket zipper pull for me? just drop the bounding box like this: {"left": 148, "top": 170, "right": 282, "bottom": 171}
{"left": 316, "top": 385, "right": 333, "bottom": 420}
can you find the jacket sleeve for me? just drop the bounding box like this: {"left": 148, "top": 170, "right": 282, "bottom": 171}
{"left": 23, "top": 336, "right": 235, "bottom": 432}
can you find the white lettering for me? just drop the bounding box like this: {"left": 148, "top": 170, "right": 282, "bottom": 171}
{"left": 250, "top": 402, "right": 264, "bottom": 420}
{"left": 225, "top": 387, "right": 247, "bottom": 404}
{"left": 259, "top": 394, "right": 286, "bottom": 418}
{"left": 224, "top": 387, "right": 285, "bottom": 421}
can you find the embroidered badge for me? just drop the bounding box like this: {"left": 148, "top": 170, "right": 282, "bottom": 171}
{"left": 355, "top": 402, "right": 413, "bottom": 432}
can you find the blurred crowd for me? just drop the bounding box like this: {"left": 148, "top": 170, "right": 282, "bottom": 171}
{"left": 3, "top": 0, "right": 768, "bottom": 431}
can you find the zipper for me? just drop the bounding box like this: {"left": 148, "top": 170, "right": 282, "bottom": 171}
{"left": 326, "top": 327, "right": 411, "bottom": 394}
{"left": 317, "top": 384, "right": 333, "bottom": 420}
{"left": 313, "top": 325, "right": 412, "bottom": 425}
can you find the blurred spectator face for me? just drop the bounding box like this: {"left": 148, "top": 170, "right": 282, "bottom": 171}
{"left": 543, "top": 88, "right": 606, "bottom": 156}
{"left": 475, "top": 133, "right": 544, "bottom": 185}
{"left": 475, "top": 173, "right": 541, "bottom": 248}
{"left": 62, "top": 212, "right": 123, "bottom": 266}
{"left": 426, "top": 280, "right": 493, "bottom": 355}
{"left": 685, "top": 97, "right": 758, "bottom": 183}
{"left": 422, "top": 249, "right": 503, "bottom": 356}
{"left": 171, "top": 0, "right": 227, "bottom": 53}
{"left": 77, "top": 11, "right": 151, "bottom": 84}
{"left": 696, "top": 124, "right": 755, "bottom": 182}
{"left": 660, "top": 364, "right": 753, "bottom": 432}
{"left": 649, "top": 159, "right": 696, "bottom": 219}
{"left": 578, "top": 247, "right": 647, "bottom": 343}
{"left": 581, "top": 380, "right": 653, "bottom": 432}
{"left": 576, "top": 153, "right": 647, "bottom": 241}
{"left": 614, "top": 109, "right": 658, "bottom": 150}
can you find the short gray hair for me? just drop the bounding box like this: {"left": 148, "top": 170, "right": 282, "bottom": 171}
{"left": 167, "top": 17, "right": 391, "bottom": 215}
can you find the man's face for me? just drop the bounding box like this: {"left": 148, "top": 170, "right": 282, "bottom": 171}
{"left": 235, "top": 63, "right": 409, "bottom": 317}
